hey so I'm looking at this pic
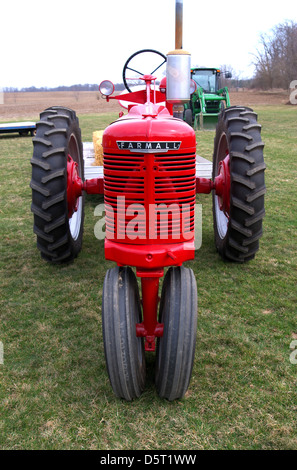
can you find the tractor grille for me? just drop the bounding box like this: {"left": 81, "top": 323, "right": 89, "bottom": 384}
{"left": 205, "top": 100, "right": 221, "bottom": 113}
{"left": 104, "top": 151, "right": 196, "bottom": 244}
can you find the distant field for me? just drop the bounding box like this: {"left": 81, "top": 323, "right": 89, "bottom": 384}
{"left": 0, "top": 88, "right": 291, "bottom": 120}
{"left": 0, "top": 101, "right": 297, "bottom": 450}
{"left": 0, "top": 91, "right": 120, "bottom": 120}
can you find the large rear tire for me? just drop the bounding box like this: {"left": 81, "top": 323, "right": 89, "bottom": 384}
{"left": 102, "top": 267, "right": 146, "bottom": 401}
{"left": 155, "top": 267, "right": 197, "bottom": 401}
{"left": 184, "top": 108, "right": 193, "bottom": 126}
{"left": 30, "top": 106, "right": 84, "bottom": 263}
{"left": 212, "top": 106, "right": 266, "bottom": 262}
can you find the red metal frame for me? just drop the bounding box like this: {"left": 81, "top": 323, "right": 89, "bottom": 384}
{"left": 67, "top": 155, "right": 81, "bottom": 218}
{"left": 105, "top": 75, "right": 165, "bottom": 105}
{"left": 103, "top": 75, "right": 175, "bottom": 115}
{"left": 102, "top": 78, "right": 197, "bottom": 351}
{"left": 196, "top": 154, "right": 230, "bottom": 217}
{"left": 67, "top": 75, "right": 231, "bottom": 352}
{"left": 135, "top": 269, "right": 164, "bottom": 352}
{"left": 214, "top": 154, "right": 230, "bottom": 216}
{"left": 67, "top": 155, "right": 103, "bottom": 219}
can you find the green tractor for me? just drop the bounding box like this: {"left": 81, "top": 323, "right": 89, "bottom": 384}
{"left": 184, "top": 67, "right": 232, "bottom": 129}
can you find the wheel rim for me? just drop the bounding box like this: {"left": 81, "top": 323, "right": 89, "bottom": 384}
{"left": 214, "top": 133, "right": 230, "bottom": 240}
{"left": 215, "top": 194, "right": 228, "bottom": 239}
{"left": 69, "top": 197, "right": 82, "bottom": 241}
{"left": 67, "top": 133, "right": 82, "bottom": 241}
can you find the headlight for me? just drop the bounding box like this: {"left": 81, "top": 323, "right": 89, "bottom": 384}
{"left": 190, "top": 79, "right": 197, "bottom": 95}
{"left": 99, "top": 80, "right": 115, "bottom": 97}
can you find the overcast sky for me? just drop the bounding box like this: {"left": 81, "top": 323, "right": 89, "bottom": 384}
{"left": 1, "top": 0, "right": 297, "bottom": 89}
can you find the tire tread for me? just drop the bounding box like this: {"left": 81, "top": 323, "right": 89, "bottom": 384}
{"left": 30, "top": 106, "right": 84, "bottom": 263}
{"left": 212, "top": 106, "right": 266, "bottom": 262}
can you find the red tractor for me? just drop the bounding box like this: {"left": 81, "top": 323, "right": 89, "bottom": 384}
{"left": 30, "top": 1, "right": 265, "bottom": 401}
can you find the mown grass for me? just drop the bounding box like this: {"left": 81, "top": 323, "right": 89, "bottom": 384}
{"left": 0, "top": 105, "right": 296, "bottom": 450}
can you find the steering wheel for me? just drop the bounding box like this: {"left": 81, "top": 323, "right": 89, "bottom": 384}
{"left": 122, "top": 49, "right": 167, "bottom": 93}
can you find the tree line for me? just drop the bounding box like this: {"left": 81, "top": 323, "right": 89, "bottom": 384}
{"left": 252, "top": 20, "right": 297, "bottom": 89}
{"left": 3, "top": 83, "right": 125, "bottom": 93}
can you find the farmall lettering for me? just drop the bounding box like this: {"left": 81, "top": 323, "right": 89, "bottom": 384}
{"left": 30, "top": 0, "right": 266, "bottom": 402}
{"left": 116, "top": 141, "right": 181, "bottom": 152}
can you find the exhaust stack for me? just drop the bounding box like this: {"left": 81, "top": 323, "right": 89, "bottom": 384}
{"left": 166, "top": 0, "right": 191, "bottom": 105}
{"left": 175, "top": 0, "right": 183, "bottom": 49}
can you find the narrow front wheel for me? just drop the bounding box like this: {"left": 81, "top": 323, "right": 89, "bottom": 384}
{"left": 102, "top": 267, "right": 146, "bottom": 401}
{"left": 155, "top": 267, "right": 197, "bottom": 401}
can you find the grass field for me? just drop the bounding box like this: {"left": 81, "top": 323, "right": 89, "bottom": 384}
{"left": 0, "top": 104, "right": 296, "bottom": 450}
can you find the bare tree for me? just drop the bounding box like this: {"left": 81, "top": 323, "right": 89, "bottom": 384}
{"left": 252, "top": 21, "right": 297, "bottom": 89}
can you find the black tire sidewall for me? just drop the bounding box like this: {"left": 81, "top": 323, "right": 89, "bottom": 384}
{"left": 31, "top": 107, "right": 84, "bottom": 262}
{"left": 155, "top": 266, "right": 197, "bottom": 401}
{"left": 184, "top": 108, "right": 193, "bottom": 126}
{"left": 102, "top": 267, "right": 146, "bottom": 401}
{"left": 212, "top": 106, "right": 266, "bottom": 262}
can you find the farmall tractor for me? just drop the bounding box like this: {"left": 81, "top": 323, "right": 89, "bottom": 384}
{"left": 30, "top": 0, "right": 266, "bottom": 401}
